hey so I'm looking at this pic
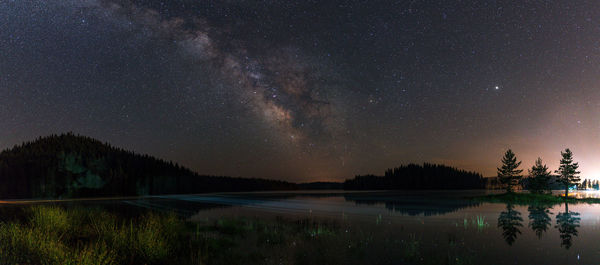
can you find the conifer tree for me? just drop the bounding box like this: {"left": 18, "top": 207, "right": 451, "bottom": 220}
{"left": 554, "top": 148, "right": 580, "bottom": 198}
{"left": 528, "top": 158, "right": 551, "bottom": 194}
{"left": 497, "top": 149, "right": 523, "bottom": 193}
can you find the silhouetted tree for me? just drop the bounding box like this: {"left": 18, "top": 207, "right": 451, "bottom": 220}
{"left": 498, "top": 204, "right": 523, "bottom": 246}
{"left": 497, "top": 150, "right": 523, "bottom": 193}
{"left": 554, "top": 149, "right": 580, "bottom": 198}
{"left": 527, "top": 204, "right": 552, "bottom": 239}
{"left": 527, "top": 158, "right": 552, "bottom": 194}
{"left": 555, "top": 203, "right": 580, "bottom": 249}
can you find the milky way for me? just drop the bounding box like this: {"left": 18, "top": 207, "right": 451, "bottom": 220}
{"left": 95, "top": 0, "right": 344, "bottom": 143}
{"left": 2, "top": 1, "right": 600, "bottom": 181}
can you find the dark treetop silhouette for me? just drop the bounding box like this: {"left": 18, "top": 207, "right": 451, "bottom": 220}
{"left": 343, "top": 163, "right": 485, "bottom": 190}
{"left": 527, "top": 158, "right": 552, "bottom": 194}
{"left": 0, "top": 133, "right": 297, "bottom": 199}
{"left": 0, "top": 134, "right": 492, "bottom": 199}
{"left": 497, "top": 149, "right": 523, "bottom": 193}
{"left": 555, "top": 149, "right": 581, "bottom": 198}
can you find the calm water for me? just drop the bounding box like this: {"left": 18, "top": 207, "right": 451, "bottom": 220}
{"left": 8, "top": 190, "right": 600, "bottom": 264}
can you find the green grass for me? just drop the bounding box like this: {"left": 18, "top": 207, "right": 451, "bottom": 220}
{"left": 0, "top": 205, "right": 479, "bottom": 265}
{"left": 0, "top": 206, "right": 194, "bottom": 265}
{"left": 472, "top": 192, "right": 600, "bottom": 205}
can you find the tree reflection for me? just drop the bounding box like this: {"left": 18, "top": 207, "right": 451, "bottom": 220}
{"left": 498, "top": 204, "right": 523, "bottom": 246}
{"left": 527, "top": 204, "right": 552, "bottom": 239}
{"left": 555, "top": 203, "right": 580, "bottom": 249}
{"left": 343, "top": 193, "right": 480, "bottom": 216}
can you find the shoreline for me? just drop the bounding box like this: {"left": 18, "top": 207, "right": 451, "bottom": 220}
{"left": 472, "top": 192, "right": 600, "bottom": 205}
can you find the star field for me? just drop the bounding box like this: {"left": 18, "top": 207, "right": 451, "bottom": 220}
{"left": 1, "top": 0, "right": 600, "bottom": 181}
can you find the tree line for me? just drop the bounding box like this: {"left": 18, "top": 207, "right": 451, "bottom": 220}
{"left": 579, "top": 179, "right": 599, "bottom": 190}
{"left": 496, "top": 148, "right": 582, "bottom": 196}
{"left": 343, "top": 163, "right": 485, "bottom": 190}
{"left": 1, "top": 133, "right": 593, "bottom": 198}
{"left": 0, "top": 133, "right": 297, "bottom": 199}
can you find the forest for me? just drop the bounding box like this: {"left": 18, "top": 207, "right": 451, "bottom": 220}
{"left": 0, "top": 134, "right": 510, "bottom": 199}
{"left": 344, "top": 163, "right": 486, "bottom": 190}
{"left": 0, "top": 133, "right": 296, "bottom": 199}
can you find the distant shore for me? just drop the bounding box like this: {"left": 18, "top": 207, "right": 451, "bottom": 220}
{"left": 472, "top": 192, "right": 600, "bottom": 205}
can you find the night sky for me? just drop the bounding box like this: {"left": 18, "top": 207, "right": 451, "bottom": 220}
{"left": 1, "top": 1, "right": 600, "bottom": 182}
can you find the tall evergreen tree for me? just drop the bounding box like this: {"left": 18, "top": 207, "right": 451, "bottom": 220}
{"left": 554, "top": 149, "right": 580, "bottom": 198}
{"left": 497, "top": 149, "right": 523, "bottom": 193}
{"left": 527, "top": 158, "right": 551, "bottom": 194}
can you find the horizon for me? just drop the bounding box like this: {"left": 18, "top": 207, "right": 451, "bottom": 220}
{"left": 2, "top": 132, "right": 598, "bottom": 183}
{"left": 2, "top": 1, "right": 600, "bottom": 182}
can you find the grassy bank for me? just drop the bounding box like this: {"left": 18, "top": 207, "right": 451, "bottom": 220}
{"left": 0, "top": 205, "right": 478, "bottom": 265}
{"left": 472, "top": 192, "right": 600, "bottom": 205}
{"left": 0, "top": 206, "right": 193, "bottom": 265}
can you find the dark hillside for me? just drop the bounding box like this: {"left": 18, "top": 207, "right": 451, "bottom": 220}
{"left": 0, "top": 133, "right": 296, "bottom": 199}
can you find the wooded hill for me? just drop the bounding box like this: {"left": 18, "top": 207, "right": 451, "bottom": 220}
{"left": 0, "top": 133, "right": 296, "bottom": 199}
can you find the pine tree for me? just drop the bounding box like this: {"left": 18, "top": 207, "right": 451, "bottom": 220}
{"left": 497, "top": 149, "right": 523, "bottom": 193}
{"left": 528, "top": 157, "right": 551, "bottom": 194}
{"left": 554, "top": 148, "right": 581, "bottom": 198}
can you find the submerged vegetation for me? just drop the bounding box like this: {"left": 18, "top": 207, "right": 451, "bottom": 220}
{"left": 456, "top": 215, "right": 489, "bottom": 231}
{"left": 0, "top": 205, "right": 479, "bottom": 265}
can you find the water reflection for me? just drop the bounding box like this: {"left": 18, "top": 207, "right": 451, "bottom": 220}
{"left": 3, "top": 190, "right": 598, "bottom": 262}
{"left": 152, "top": 192, "right": 593, "bottom": 261}
{"left": 497, "top": 204, "right": 523, "bottom": 246}
{"left": 527, "top": 204, "right": 552, "bottom": 239}
{"left": 343, "top": 192, "right": 481, "bottom": 216}
{"left": 555, "top": 203, "right": 580, "bottom": 249}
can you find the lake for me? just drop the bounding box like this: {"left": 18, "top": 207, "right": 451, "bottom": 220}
{"left": 3, "top": 190, "right": 598, "bottom": 264}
